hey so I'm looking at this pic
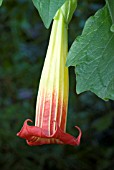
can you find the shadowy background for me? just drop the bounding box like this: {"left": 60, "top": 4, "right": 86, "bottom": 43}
{"left": 0, "top": 0, "right": 114, "bottom": 170}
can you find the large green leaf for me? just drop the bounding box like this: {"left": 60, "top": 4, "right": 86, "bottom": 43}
{"left": 67, "top": 5, "right": 114, "bottom": 100}
{"left": 0, "top": 0, "right": 3, "bottom": 6}
{"left": 32, "top": 0, "right": 67, "bottom": 28}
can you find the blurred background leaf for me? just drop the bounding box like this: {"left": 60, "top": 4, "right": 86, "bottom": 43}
{"left": 0, "top": 0, "right": 114, "bottom": 170}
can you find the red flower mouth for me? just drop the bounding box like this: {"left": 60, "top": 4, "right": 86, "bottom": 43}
{"left": 17, "top": 119, "right": 81, "bottom": 146}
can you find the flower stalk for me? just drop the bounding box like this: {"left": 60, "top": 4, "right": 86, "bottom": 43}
{"left": 17, "top": 0, "right": 81, "bottom": 146}
{"left": 106, "top": 0, "right": 114, "bottom": 32}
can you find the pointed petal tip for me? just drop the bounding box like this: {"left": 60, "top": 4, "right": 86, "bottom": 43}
{"left": 16, "top": 132, "right": 19, "bottom": 136}
{"left": 17, "top": 119, "right": 33, "bottom": 138}
{"left": 75, "top": 126, "right": 82, "bottom": 146}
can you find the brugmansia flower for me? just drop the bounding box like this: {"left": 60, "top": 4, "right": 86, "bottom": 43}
{"left": 17, "top": 0, "right": 82, "bottom": 146}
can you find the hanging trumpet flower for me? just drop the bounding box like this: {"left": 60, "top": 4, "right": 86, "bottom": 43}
{"left": 17, "top": 0, "right": 82, "bottom": 146}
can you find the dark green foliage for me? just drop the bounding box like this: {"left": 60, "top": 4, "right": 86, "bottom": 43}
{"left": 0, "top": 0, "right": 114, "bottom": 170}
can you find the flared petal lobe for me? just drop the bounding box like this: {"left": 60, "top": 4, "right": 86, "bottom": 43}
{"left": 17, "top": 119, "right": 81, "bottom": 146}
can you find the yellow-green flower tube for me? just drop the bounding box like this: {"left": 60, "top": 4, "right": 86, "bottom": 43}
{"left": 17, "top": 0, "right": 81, "bottom": 145}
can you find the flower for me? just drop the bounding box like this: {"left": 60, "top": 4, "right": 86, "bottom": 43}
{"left": 17, "top": 1, "right": 82, "bottom": 146}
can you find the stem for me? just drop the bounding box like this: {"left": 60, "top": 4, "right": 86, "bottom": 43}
{"left": 106, "top": 0, "right": 114, "bottom": 23}
{"left": 106, "top": 0, "right": 114, "bottom": 32}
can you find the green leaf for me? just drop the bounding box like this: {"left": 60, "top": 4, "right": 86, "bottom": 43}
{"left": 0, "top": 0, "right": 3, "bottom": 6}
{"left": 32, "top": 0, "right": 67, "bottom": 28}
{"left": 67, "top": 5, "right": 114, "bottom": 100}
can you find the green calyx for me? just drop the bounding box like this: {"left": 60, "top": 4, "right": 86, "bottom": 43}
{"left": 54, "top": 0, "right": 77, "bottom": 24}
